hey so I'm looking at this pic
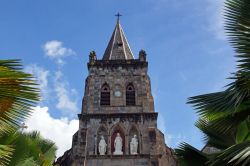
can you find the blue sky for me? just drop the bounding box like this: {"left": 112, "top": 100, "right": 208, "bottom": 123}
{"left": 0, "top": 0, "right": 235, "bottom": 157}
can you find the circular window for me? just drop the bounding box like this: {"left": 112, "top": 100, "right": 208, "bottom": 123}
{"left": 114, "top": 90, "right": 121, "bottom": 97}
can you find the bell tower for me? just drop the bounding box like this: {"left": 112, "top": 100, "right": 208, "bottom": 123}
{"left": 55, "top": 16, "right": 177, "bottom": 166}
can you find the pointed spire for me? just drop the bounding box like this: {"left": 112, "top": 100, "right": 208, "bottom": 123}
{"left": 102, "top": 13, "right": 134, "bottom": 60}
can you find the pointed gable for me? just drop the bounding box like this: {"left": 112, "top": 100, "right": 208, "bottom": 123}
{"left": 102, "top": 19, "right": 134, "bottom": 60}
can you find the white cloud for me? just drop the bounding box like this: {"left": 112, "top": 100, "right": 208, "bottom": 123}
{"left": 24, "top": 64, "right": 49, "bottom": 100}
{"left": 158, "top": 115, "right": 187, "bottom": 148}
{"left": 43, "top": 40, "right": 76, "bottom": 66}
{"left": 207, "top": 0, "right": 226, "bottom": 40}
{"left": 41, "top": 40, "right": 79, "bottom": 115}
{"left": 158, "top": 115, "right": 166, "bottom": 135}
{"left": 55, "top": 83, "right": 78, "bottom": 114}
{"left": 165, "top": 134, "right": 174, "bottom": 145}
{"left": 43, "top": 40, "right": 75, "bottom": 58}
{"left": 24, "top": 64, "right": 79, "bottom": 116}
{"left": 174, "top": 134, "right": 187, "bottom": 147}
{"left": 54, "top": 71, "right": 78, "bottom": 115}
{"left": 157, "top": 114, "right": 172, "bottom": 144}
{"left": 25, "top": 106, "right": 79, "bottom": 157}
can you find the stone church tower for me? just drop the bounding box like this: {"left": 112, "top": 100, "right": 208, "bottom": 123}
{"left": 55, "top": 17, "right": 177, "bottom": 166}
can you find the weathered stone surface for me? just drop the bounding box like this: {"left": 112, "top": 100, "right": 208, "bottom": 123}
{"left": 55, "top": 21, "right": 177, "bottom": 166}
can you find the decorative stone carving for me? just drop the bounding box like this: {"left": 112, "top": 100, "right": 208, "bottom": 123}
{"left": 89, "top": 51, "right": 97, "bottom": 64}
{"left": 98, "top": 135, "right": 107, "bottom": 155}
{"left": 130, "top": 135, "right": 138, "bottom": 155}
{"left": 113, "top": 133, "right": 123, "bottom": 155}
{"left": 139, "top": 49, "right": 147, "bottom": 62}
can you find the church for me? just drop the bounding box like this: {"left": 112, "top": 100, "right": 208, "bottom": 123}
{"left": 55, "top": 15, "right": 177, "bottom": 166}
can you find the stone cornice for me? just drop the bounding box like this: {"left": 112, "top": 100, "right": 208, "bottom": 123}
{"left": 86, "top": 154, "right": 153, "bottom": 159}
{"left": 88, "top": 59, "right": 148, "bottom": 70}
{"left": 78, "top": 112, "right": 158, "bottom": 122}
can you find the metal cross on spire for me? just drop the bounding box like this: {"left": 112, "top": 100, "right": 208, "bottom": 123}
{"left": 115, "top": 12, "right": 122, "bottom": 21}
{"left": 20, "top": 122, "right": 28, "bottom": 133}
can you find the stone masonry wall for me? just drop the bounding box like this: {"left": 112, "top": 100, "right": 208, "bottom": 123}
{"left": 84, "top": 114, "right": 157, "bottom": 156}
{"left": 67, "top": 59, "right": 178, "bottom": 166}
{"left": 82, "top": 63, "right": 154, "bottom": 114}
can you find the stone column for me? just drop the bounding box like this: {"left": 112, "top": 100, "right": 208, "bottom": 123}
{"left": 94, "top": 135, "right": 97, "bottom": 155}
{"left": 140, "top": 133, "right": 143, "bottom": 154}
{"left": 108, "top": 134, "right": 111, "bottom": 155}
{"left": 125, "top": 134, "right": 129, "bottom": 155}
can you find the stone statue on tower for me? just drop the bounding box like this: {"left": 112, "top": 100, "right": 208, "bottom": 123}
{"left": 98, "top": 135, "right": 107, "bottom": 155}
{"left": 130, "top": 135, "right": 138, "bottom": 155}
{"left": 113, "top": 133, "right": 123, "bottom": 155}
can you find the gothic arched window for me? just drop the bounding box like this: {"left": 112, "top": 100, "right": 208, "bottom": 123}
{"left": 126, "top": 83, "right": 135, "bottom": 106}
{"left": 100, "top": 83, "right": 110, "bottom": 106}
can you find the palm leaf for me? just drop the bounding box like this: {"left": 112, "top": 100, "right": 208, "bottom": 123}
{"left": 177, "top": 0, "right": 250, "bottom": 165}
{"left": 195, "top": 118, "right": 235, "bottom": 149}
{"left": 224, "top": 0, "right": 250, "bottom": 72}
{"left": 5, "top": 131, "right": 57, "bottom": 166}
{"left": 209, "top": 141, "right": 250, "bottom": 166}
{"left": 0, "top": 59, "right": 40, "bottom": 131}
{"left": 175, "top": 142, "right": 209, "bottom": 166}
{"left": 0, "top": 59, "right": 40, "bottom": 165}
{"left": 0, "top": 144, "right": 15, "bottom": 166}
{"left": 188, "top": 0, "right": 250, "bottom": 121}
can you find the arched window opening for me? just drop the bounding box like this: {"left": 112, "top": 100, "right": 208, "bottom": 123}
{"left": 126, "top": 83, "right": 135, "bottom": 106}
{"left": 101, "top": 84, "right": 110, "bottom": 106}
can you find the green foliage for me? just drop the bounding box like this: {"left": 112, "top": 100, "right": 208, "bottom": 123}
{"left": 0, "top": 144, "right": 14, "bottom": 166}
{"left": 175, "top": 143, "right": 210, "bottom": 166}
{"left": 0, "top": 59, "right": 40, "bottom": 133}
{"left": 1, "top": 131, "right": 57, "bottom": 166}
{"left": 236, "top": 120, "right": 250, "bottom": 144}
{"left": 175, "top": 0, "right": 250, "bottom": 165}
{"left": 209, "top": 141, "right": 250, "bottom": 166}
{"left": 0, "top": 60, "right": 56, "bottom": 165}
{"left": 195, "top": 118, "right": 235, "bottom": 149}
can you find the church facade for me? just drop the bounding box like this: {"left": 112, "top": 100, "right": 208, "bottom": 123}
{"left": 55, "top": 18, "right": 177, "bottom": 166}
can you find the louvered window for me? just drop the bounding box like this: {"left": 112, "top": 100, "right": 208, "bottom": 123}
{"left": 100, "top": 84, "right": 110, "bottom": 106}
{"left": 126, "top": 84, "right": 135, "bottom": 106}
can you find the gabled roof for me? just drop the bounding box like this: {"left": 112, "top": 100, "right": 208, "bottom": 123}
{"left": 102, "top": 19, "right": 134, "bottom": 60}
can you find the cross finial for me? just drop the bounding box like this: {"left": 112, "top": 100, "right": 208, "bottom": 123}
{"left": 20, "top": 122, "right": 28, "bottom": 133}
{"left": 115, "top": 12, "right": 122, "bottom": 21}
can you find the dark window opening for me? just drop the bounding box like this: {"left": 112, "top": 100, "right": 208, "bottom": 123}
{"left": 101, "top": 84, "right": 110, "bottom": 106}
{"left": 126, "top": 84, "right": 135, "bottom": 106}
{"left": 149, "top": 130, "right": 156, "bottom": 142}
{"left": 117, "top": 41, "right": 123, "bottom": 47}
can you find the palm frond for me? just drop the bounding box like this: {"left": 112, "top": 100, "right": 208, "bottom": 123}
{"left": 195, "top": 118, "right": 235, "bottom": 149}
{"left": 175, "top": 142, "right": 209, "bottom": 166}
{"left": 0, "top": 144, "right": 15, "bottom": 166}
{"left": 188, "top": 0, "right": 250, "bottom": 121}
{"left": 178, "top": 1, "right": 250, "bottom": 165}
{"left": 224, "top": 0, "right": 250, "bottom": 72}
{"left": 0, "top": 59, "right": 40, "bottom": 132}
{"left": 5, "top": 131, "right": 57, "bottom": 166}
{"left": 209, "top": 141, "right": 250, "bottom": 166}
{"left": 0, "top": 59, "right": 40, "bottom": 165}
